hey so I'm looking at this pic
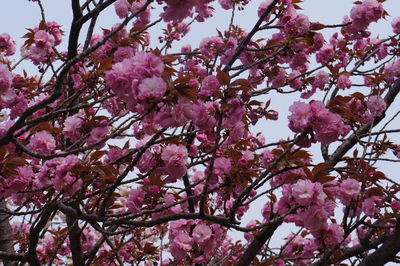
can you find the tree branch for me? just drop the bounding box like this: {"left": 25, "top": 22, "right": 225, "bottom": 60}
{"left": 328, "top": 79, "right": 400, "bottom": 165}
{"left": 234, "top": 217, "right": 282, "bottom": 266}
{"left": 358, "top": 223, "right": 400, "bottom": 266}
{"left": 223, "top": 0, "right": 279, "bottom": 72}
{"left": 0, "top": 201, "right": 17, "bottom": 266}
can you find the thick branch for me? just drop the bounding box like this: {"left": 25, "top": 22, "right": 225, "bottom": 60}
{"left": 234, "top": 217, "right": 282, "bottom": 266}
{"left": 68, "top": 0, "right": 83, "bottom": 60}
{"left": 328, "top": 79, "right": 400, "bottom": 165}
{"left": 358, "top": 223, "right": 400, "bottom": 266}
{"left": 0, "top": 201, "right": 17, "bottom": 266}
{"left": 27, "top": 203, "right": 57, "bottom": 266}
{"left": 66, "top": 211, "right": 84, "bottom": 265}
{"left": 223, "top": 0, "right": 279, "bottom": 71}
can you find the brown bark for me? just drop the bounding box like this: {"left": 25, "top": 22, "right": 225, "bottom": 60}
{"left": 0, "top": 201, "right": 16, "bottom": 266}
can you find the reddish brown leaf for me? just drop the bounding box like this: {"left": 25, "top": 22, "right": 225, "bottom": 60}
{"left": 217, "top": 68, "right": 231, "bottom": 86}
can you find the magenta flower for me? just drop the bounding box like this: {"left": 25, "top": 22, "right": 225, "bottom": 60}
{"left": 28, "top": 130, "right": 56, "bottom": 154}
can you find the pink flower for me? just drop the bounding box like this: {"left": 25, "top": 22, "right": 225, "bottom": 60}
{"left": 341, "top": 178, "right": 361, "bottom": 197}
{"left": 350, "top": 0, "right": 383, "bottom": 31}
{"left": 114, "top": 0, "right": 130, "bottom": 18}
{"left": 161, "top": 144, "right": 188, "bottom": 166}
{"left": 3, "top": 166, "right": 33, "bottom": 197}
{"left": 126, "top": 188, "right": 146, "bottom": 213}
{"left": 169, "top": 232, "right": 194, "bottom": 259}
{"left": 366, "top": 95, "right": 386, "bottom": 117}
{"left": 282, "top": 235, "right": 307, "bottom": 259}
{"left": 288, "top": 101, "right": 312, "bottom": 133}
{"left": 0, "top": 33, "right": 16, "bottom": 56}
{"left": 316, "top": 45, "right": 334, "bottom": 65}
{"left": 312, "top": 70, "right": 329, "bottom": 89}
{"left": 291, "top": 179, "right": 315, "bottom": 206}
{"left": 238, "top": 150, "right": 254, "bottom": 167}
{"left": 284, "top": 13, "right": 310, "bottom": 36}
{"left": 161, "top": 144, "right": 188, "bottom": 182}
{"left": 63, "top": 113, "right": 84, "bottom": 141}
{"left": 288, "top": 70, "right": 303, "bottom": 90}
{"left": 261, "top": 148, "right": 274, "bottom": 167}
{"left": 199, "top": 36, "right": 224, "bottom": 59}
{"left": 114, "top": 46, "right": 134, "bottom": 62}
{"left": 213, "top": 157, "right": 231, "bottom": 176}
{"left": 392, "top": 17, "right": 400, "bottom": 34}
{"left": 137, "top": 77, "right": 167, "bottom": 100}
{"left": 45, "top": 21, "right": 63, "bottom": 46}
{"left": 199, "top": 75, "right": 220, "bottom": 98}
{"left": 337, "top": 74, "right": 352, "bottom": 89}
{"left": 337, "top": 178, "right": 361, "bottom": 205}
{"left": 391, "top": 200, "right": 400, "bottom": 211}
{"left": 27, "top": 46, "right": 48, "bottom": 65}
{"left": 192, "top": 224, "right": 212, "bottom": 244}
{"left": 262, "top": 202, "right": 272, "bottom": 221}
{"left": 0, "top": 64, "right": 12, "bottom": 93}
{"left": 302, "top": 205, "right": 330, "bottom": 229}
{"left": 87, "top": 122, "right": 109, "bottom": 144}
{"left": 324, "top": 223, "right": 344, "bottom": 245}
{"left": 244, "top": 220, "right": 258, "bottom": 241}
{"left": 160, "top": 1, "right": 195, "bottom": 22}
{"left": 270, "top": 68, "right": 286, "bottom": 88}
{"left": 219, "top": 0, "right": 234, "bottom": 10}
{"left": 132, "top": 51, "right": 165, "bottom": 77}
{"left": 290, "top": 52, "right": 308, "bottom": 72}
{"left": 311, "top": 101, "right": 350, "bottom": 144}
{"left": 28, "top": 130, "right": 56, "bottom": 154}
{"left": 361, "top": 197, "right": 380, "bottom": 217}
{"left": 34, "top": 30, "right": 55, "bottom": 49}
{"left": 36, "top": 155, "right": 80, "bottom": 195}
{"left": 220, "top": 37, "right": 237, "bottom": 65}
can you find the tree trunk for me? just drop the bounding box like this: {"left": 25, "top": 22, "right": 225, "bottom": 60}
{"left": 0, "top": 200, "right": 16, "bottom": 266}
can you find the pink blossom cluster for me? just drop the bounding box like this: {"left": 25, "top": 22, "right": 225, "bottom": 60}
{"left": 366, "top": 95, "right": 386, "bottom": 117}
{"left": 274, "top": 179, "right": 346, "bottom": 250}
{"left": 126, "top": 188, "right": 146, "bottom": 213}
{"left": 349, "top": 0, "right": 384, "bottom": 32}
{"left": 199, "top": 36, "right": 224, "bottom": 59}
{"left": 23, "top": 22, "right": 63, "bottom": 65}
{"left": 0, "top": 64, "right": 12, "bottom": 94}
{"left": 288, "top": 100, "right": 350, "bottom": 144}
{"left": 384, "top": 58, "right": 400, "bottom": 83}
{"left": 199, "top": 75, "right": 220, "bottom": 98}
{"left": 341, "top": 0, "right": 384, "bottom": 39}
{"left": 114, "top": 0, "right": 150, "bottom": 26}
{"left": 344, "top": 94, "right": 386, "bottom": 124}
{"left": 27, "top": 130, "right": 56, "bottom": 155}
{"left": 160, "top": 144, "right": 188, "bottom": 182}
{"left": 0, "top": 166, "right": 33, "bottom": 198}
{"left": 86, "top": 120, "right": 110, "bottom": 145}
{"left": 105, "top": 51, "right": 167, "bottom": 112}
{"left": 299, "top": 70, "right": 329, "bottom": 99}
{"left": 281, "top": 234, "right": 318, "bottom": 262}
{"left": 335, "top": 178, "right": 361, "bottom": 205}
{"left": 158, "top": 0, "right": 214, "bottom": 22}
{"left": 316, "top": 45, "right": 334, "bottom": 65}
{"left": 392, "top": 17, "right": 400, "bottom": 34}
{"left": 168, "top": 219, "right": 223, "bottom": 263}
{"left": 63, "top": 113, "right": 84, "bottom": 142}
{"left": 279, "top": 6, "right": 310, "bottom": 36}
{"left": 35, "top": 155, "right": 82, "bottom": 195}
{"left": 0, "top": 33, "right": 16, "bottom": 56}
